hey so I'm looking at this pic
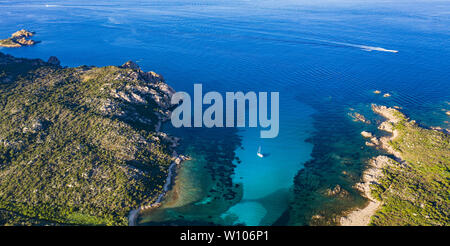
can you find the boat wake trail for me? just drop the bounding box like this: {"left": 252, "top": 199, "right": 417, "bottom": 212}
{"left": 339, "top": 43, "right": 398, "bottom": 53}
{"left": 232, "top": 28, "right": 399, "bottom": 53}
{"left": 314, "top": 39, "right": 399, "bottom": 53}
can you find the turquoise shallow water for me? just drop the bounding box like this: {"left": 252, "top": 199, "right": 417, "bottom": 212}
{"left": 222, "top": 100, "right": 314, "bottom": 225}
{"left": 1, "top": 0, "right": 449, "bottom": 225}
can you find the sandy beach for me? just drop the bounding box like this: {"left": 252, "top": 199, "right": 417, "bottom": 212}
{"left": 340, "top": 156, "right": 388, "bottom": 226}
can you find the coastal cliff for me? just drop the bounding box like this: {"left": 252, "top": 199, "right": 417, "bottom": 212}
{"left": 0, "top": 30, "right": 38, "bottom": 48}
{"left": 0, "top": 53, "right": 182, "bottom": 225}
{"left": 341, "top": 105, "right": 450, "bottom": 226}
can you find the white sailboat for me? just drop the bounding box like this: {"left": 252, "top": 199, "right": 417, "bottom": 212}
{"left": 257, "top": 146, "right": 264, "bottom": 158}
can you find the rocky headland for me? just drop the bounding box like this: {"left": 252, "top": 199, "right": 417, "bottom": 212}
{"left": 341, "top": 104, "right": 449, "bottom": 225}
{"left": 0, "top": 52, "right": 188, "bottom": 225}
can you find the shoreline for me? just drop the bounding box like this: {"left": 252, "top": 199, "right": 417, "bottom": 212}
{"left": 343, "top": 104, "right": 450, "bottom": 226}
{"left": 128, "top": 154, "right": 189, "bottom": 226}
{"left": 340, "top": 156, "right": 386, "bottom": 226}
{"left": 340, "top": 105, "right": 404, "bottom": 226}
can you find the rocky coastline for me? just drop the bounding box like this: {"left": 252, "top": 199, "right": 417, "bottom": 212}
{"left": 0, "top": 52, "right": 190, "bottom": 225}
{"left": 341, "top": 104, "right": 449, "bottom": 225}
{"left": 340, "top": 156, "right": 388, "bottom": 225}
{"left": 114, "top": 61, "right": 192, "bottom": 226}
{"left": 341, "top": 105, "right": 407, "bottom": 225}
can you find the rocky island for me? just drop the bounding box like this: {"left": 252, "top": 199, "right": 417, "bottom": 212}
{"left": 0, "top": 30, "right": 39, "bottom": 48}
{"left": 341, "top": 105, "right": 449, "bottom": 225}
{"left": 0, "top": 52, "right": 184, "bottom": 225}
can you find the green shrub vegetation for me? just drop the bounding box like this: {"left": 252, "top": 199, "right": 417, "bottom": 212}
{"left": 369, "top": 110, "right": 449, "bottom": 225}
{"left": 0, "top": 52, "right": 174, "bottom": 225}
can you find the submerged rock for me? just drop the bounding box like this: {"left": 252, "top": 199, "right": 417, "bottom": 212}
{"left": 348, "top": 112, "right": 371, "bottom": 124}
{"left": 325, "top": 184, "right": 349, "bottom": 198}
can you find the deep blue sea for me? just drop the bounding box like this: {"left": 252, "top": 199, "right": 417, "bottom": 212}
{"left": 1, "top": 0, "right": 449, "bottom": 225}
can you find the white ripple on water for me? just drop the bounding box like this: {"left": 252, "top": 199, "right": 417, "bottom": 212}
{"left": 190, "top": 21, "right": 400, "bottom": 54}
{"left": 333, "top": 42, "right": 398, "bottom": 53}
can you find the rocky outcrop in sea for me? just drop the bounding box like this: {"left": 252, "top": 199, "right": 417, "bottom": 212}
{"left": 0, "top": 29, "right": 39, "bottom": 48}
